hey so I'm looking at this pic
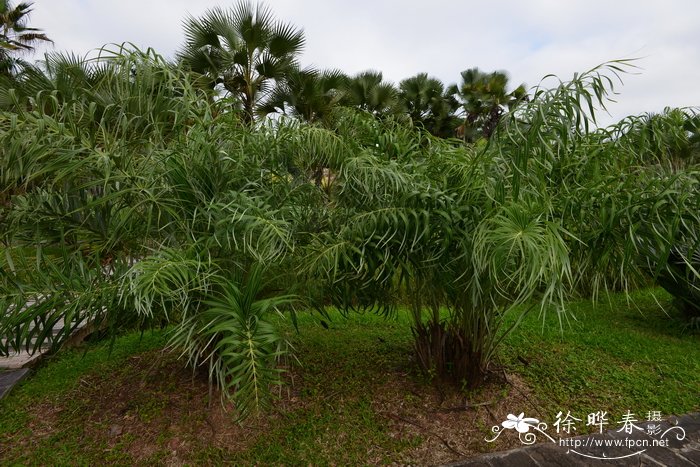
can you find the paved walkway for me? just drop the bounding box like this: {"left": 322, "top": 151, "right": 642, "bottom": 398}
{"left": 448, "top": 413, "right": 700, "bottom": 466}
{"left": 0, "top": 314, "right": 86, "bottom": 399}
{"left": 0, "top": 368, "right": 30, "bottom": 399}
{"left": 0, "top": 319, "right": 67, "bottom": 369}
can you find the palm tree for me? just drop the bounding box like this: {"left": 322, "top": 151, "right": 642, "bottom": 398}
{"left": 3, "top": 35, "right": 698, "bottom": 415}
{"left": 305, "top": 61, "right": 700, "bottom": 387}
{"left": 0, "top": 45, "right": 313, "bottom": 419}
{"left": 258, "top": 66, "right": 347, "bottom": 124}
{"left": 178, "top": 1, "right": 305, "bottom": 125}
{"left": 398, "top": 73, "right": 460, "bottom": 137}
{"left": 341, "top": 70, "right": 398, "bottom": 117}
{"left": 0, "top": 0, "right": 51, "bottom": 76}
{"left": 449, "top": 67, "right": 527, "bottom": 142}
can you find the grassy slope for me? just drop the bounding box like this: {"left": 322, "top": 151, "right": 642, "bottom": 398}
{"left": 0, "top": 288, "right": 697, "bottom": 464}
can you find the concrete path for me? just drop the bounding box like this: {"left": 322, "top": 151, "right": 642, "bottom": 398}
{"left": 448, "top": 413, "right": 700, "bottom": 466}
{"left": 0, "top": 313, "right": 86, "bottom": 399}
{"left": 0, "top": 318, "right": 73, "bottom": 369}
{"left": 0, "top": 368, "right": 30, "bottom": 399}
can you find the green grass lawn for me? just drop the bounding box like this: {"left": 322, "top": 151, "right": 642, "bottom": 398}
{"left": 0, "top": 288, "right": 698, "bottom": 464}
{"left": 499, "top": 288, "right": 699, "bottom": 420}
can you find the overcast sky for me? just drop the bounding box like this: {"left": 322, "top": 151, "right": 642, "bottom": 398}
{"left": 28, "top": 0, "right": 700, "bottom": 126}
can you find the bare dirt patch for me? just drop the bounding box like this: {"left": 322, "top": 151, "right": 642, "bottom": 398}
{"left": 66, "top": 350, "right": 274, "bottom": 464}
{"left": 369, "top": 370, "right": 543, "bottom": 465}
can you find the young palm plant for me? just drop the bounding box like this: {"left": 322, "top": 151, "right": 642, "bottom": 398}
{"left": 168, "top": 265, "right": 295, "bottom": 418}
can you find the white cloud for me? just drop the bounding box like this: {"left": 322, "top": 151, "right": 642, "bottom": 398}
{"left": 28, "top": 0, "right": 700, "bottom": 124}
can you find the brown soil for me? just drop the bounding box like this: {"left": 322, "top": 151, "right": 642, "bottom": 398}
{"left": 372, "top": 371, "right": 542, "bottom": 465}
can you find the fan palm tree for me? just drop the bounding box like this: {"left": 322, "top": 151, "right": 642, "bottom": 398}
{"left": 178, "top": 1, "right": 305, "bottom": 125}
{"left": 258, "top": 66, "right": 347, "bottom": 124}
{"left": 0, "top": 0, "right": 51, "bottom": 76}
{"left": 398, "top": 73, "right": 460, "bottom": 137}
{"left": 341, "top": 70, "right": 398, "bottom": 117}
{"left": 449, "top": 67, "right": 527, "bottom": 142}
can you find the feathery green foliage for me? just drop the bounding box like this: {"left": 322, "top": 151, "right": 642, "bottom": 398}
{"left": 169, "top": 265, "right": 295, "bottom": 419}
{"left": 0, "top": 44, "right": 307, "bottom": 417}
{"left": 303, "top": 61, "right": 700, "bottom": 386}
